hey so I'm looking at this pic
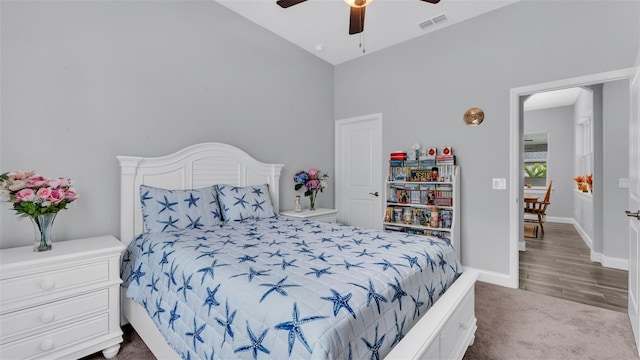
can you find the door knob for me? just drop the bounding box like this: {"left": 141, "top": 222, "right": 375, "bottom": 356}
{"left": 626, "top": 210, "right": 640, "bottom": 220}
{"left": 369, "top": 192, "right": 379, "bottom": 197}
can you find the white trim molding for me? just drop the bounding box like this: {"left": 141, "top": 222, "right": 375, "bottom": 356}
{"left": 464, "top": 266, "right": 514, "bottom": 288}
{"left": 509, "top": 68, "right": 636, "bottom": 289}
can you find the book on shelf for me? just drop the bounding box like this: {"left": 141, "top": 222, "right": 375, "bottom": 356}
{"left": 435, "top": 165, "right": 455, "bottom": 182}
{"left": 410, "top": 190, "right": 421, "bottom": 204}
{"left": 420, "top": 184, "right": 436, "bottom": 205}
{"left": 434, "top": 198, "right": 453, "bottom": 206}
{"left": 396, "top": 189, "right": 409, "bottom": 204}
{"left": 408, "top": 169, "right": 430, "bottom": 182}
{"left": 441, "top": 210, "right": 453, "bottom": 229}
{"left": 434, "top": 184, "right": 453, "bottom": 206}
{"left": 436, "top": 155, "right": 456, "bottom": 165}
{"left": 390, "top": 167, "right": 407, "bottom": 181}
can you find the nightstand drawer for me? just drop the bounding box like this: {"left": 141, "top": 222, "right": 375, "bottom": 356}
{"left": 0, "top": 313, "right": 109, "bottom": 360}
{"left": 0, "top": 261, "right": 109, "bottom": 305}
{"left": 0, "top": 289, "right": 109, "bottom": 344}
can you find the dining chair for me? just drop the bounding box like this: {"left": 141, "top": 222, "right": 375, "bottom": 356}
{"left": 524, "top": 180, "right": 553, "bottom": 236}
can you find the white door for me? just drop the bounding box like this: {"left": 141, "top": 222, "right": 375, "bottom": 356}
{"left": 628, "top": 63, "right": 640, "bottom": 355}
{"left": 335, "top": 113, "right": 383, "bottom": 229}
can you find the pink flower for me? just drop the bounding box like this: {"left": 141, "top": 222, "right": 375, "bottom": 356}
{"left": 308, "top": 168, "right": 319, "bottom": 179}
{"left": 47, "top": 178, "right": 62, "bottom": 189}
{"left": 7, "top": 180, "right": 27, "bottom": 192}
{"left": 49, "top": 188, "right": 66, "bottom": 204}
{"left": 65, "top": 189, "right": 78, "bottom": 201}
{"left": 36, "top": 187, "right": 51, "bottom": 200}
{"left": 27, "top": 175, "right": 48, "bottom": 188}
{"left": 9, "top": 171, "right": 32, "bottom": 180}
{"left": 1, "top": 170, "right": 77, "bottom": 217}
{"left": 57, "top": 177, "right": 70, "bottom": 187}
{"left": 15, "top": 188, "right": 36, "bottom": 202}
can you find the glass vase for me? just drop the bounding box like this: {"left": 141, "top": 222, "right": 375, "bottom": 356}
{"left": 31, "top": 213, "right": 56, "bottom": 252}
{"left": 309, "top": 191, "right": 318, "bottom": 211}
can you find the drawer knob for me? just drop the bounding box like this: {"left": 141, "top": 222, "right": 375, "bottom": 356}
{"left": 40, "top": 339, "right": 55, "bottom": 351}
{"left": 40, "top": 311, "right": 55, "bottom": 323}
{"left": 459, "top": 322, "right": 468, "bottom": 331}
{"left": 40, "top": 279, "right": 55, "bottom": 290}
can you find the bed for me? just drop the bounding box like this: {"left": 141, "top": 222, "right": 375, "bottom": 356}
{"left": 117, "top": 142, "right": 478, "bottom": 360}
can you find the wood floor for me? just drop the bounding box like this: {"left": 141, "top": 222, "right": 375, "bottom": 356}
{"left": 519, "top": 221, "right": 628, "bottom": 313}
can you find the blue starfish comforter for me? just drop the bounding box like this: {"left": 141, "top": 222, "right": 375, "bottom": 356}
{"left": 121, "top": 216, "right": 462, "bottom": 360}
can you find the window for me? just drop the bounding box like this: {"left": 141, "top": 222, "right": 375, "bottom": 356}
{"left": 524, "top": 133, "right": 548, "bottom": 187}
{"left": 577, "top": 115, "right": 593, "bottom": 176}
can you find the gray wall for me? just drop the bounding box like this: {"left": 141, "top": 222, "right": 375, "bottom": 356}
{"left": 523, "top": 106, "right": 574, "bottom": 219}
{"left": 0, "top": 1, "right": 335, "bottom": 248}
{"left": 1, "top": 0, "right": 638, "bottom": 279}
{"left": 334, "top": 1, "right": 639, "bottom": 273}
{"left": 603, "top": 79, "right": 631, "bottom": 260}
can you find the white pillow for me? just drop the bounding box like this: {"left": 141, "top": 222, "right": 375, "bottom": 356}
{"left": 139, "top": 185, "right": 222, "bottom": 233}
{"left": 216, "top": 184, "right": 276, "bottom": 222}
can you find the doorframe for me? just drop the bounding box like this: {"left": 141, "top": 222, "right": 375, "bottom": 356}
{"left": 334, "top": 113, "right": 383, "bottom": 226}
{"left": 508, "top": 68, "right": 636, "bottom": 288}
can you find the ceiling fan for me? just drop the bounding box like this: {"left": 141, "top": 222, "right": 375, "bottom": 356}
{"left": 276, "top": 0, "right": 441, "bottom": 35}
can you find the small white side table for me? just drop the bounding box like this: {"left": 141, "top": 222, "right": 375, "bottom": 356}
{"left": 0, "top": 235, "right": 125, "bottom": 360}
{"left": 280, "top": 208, "right": 339, "bottom": 223}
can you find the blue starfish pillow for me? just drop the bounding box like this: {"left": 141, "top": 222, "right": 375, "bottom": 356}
{"left": 216, "top": 184, "right": 277, "bottom": 222}
{"left": 139, "top": 185, "right": 222, "bottom": 233}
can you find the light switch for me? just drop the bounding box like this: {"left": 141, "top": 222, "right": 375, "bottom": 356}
{"left": 493, "top": 178, "right": 506, "bottom": 190}
{"left": 620, "top": 178, "right": 629, "bottom": 188}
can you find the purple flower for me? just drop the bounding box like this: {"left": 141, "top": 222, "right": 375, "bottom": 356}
{"left": 305, "top": 180, "right": 321, "bottom": 191}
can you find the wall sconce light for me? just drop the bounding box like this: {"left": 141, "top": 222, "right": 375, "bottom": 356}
{"left": 463, "top": 107, "right": 485, "bottom": 126}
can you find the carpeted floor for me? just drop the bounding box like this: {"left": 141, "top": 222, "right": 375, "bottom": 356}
{"left": 463, "top": 281, "right": 638, "bottom": 360}
{"left": 83, "top": 281, "right": 639, "bottom": 360}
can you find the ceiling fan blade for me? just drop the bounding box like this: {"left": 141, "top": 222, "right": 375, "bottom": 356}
{"left": 420, "top": 0, "right": 441, "bottom": 3}
{"left": 349, "top": 6, "right": 366, "bottom": 35}
{"left": 276, "top": 0, "right": 307, "bottom": 8}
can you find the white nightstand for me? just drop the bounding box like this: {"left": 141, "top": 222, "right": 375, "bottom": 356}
{"left": 0, "top": 235, "right": 126, "bottom": 360}
{"left": 280, "top": 208, "right": 339, "bottom": 223}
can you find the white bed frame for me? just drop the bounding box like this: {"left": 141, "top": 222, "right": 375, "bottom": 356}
{"left": 118, "top": 142, "right": 478, "bottom": 360}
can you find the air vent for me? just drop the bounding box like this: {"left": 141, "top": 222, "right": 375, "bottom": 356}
{"left": 419, "top": 13, "right": 448, "bottom": 29}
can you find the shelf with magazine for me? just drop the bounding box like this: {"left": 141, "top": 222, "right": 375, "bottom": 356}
{"left": 384, "top": 149, "right": 459, "bottom": 251}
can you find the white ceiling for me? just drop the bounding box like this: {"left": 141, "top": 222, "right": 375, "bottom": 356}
{"left": 524, "top": 87, "right": 583, "bottom": 112}
{"left": 216, "top": 0, "right": 520, "bottom": 65}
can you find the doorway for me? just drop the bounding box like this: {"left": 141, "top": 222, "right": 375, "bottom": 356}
{"left": 508, "top": 69, "right": 636, "bottom": 289}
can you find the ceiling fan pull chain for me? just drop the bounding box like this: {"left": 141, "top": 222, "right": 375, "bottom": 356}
{"left": 360, "top": 32, "right": 366, "bottom": 54}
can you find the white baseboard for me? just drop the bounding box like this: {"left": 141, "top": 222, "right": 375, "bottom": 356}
{"left": 590, "top": 251, "right": 629, "bottom": 270}
{"left": 464, "top": 266, "right": 517, "bottom": 289}
{"left": 545, "top": 216, "right": 573, "bottom": 224}
{"left": 568, "top": 219, "right": 628, "bottom": 270}
{"left": 571, "top": 219, "right": 593, "bottom": 249}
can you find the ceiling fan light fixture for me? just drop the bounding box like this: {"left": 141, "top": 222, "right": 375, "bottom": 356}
{"left": 344, "top": 0, "right": 373, "bottom": 8}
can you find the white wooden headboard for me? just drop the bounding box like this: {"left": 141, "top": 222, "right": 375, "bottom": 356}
{"left": 117, "top": 143, "right": 284, "bottom": 245}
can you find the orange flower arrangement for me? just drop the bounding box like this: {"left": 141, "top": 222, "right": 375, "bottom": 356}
{"left": 573, "top": 175, "right": 592, "bottom": 193}
{"left": 585, "top": 174, "right": 593, "bottom": 192}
